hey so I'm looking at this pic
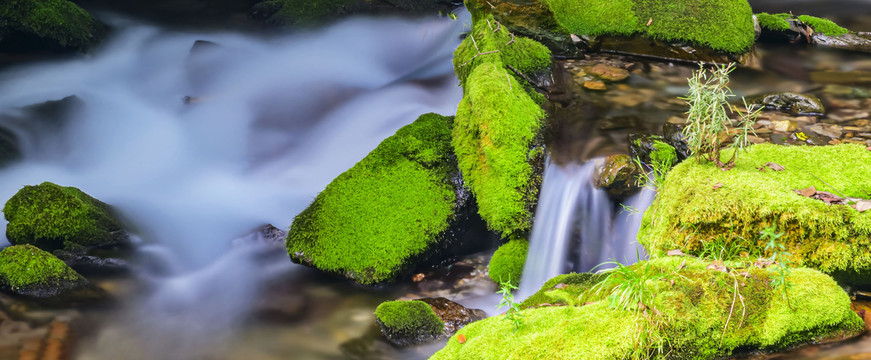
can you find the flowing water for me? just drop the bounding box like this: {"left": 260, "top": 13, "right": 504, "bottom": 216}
{"left": 0, "top": 11, "right": 469, "bottom": 359}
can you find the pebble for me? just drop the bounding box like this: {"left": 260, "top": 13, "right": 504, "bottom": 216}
{"left": 770, "top": 120, "right": 798, "bottom": 132}
{"left": 809, "top": 124, "right": 844, "bottom": 138}
{"left": 583, "top": 81, "right": 607, "bottom": 91}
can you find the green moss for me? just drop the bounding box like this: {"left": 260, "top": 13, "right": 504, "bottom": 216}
{"left": 253, "top": 0, "right": 351, "bottom": 26}
{"left": 0, "top": 0, "right": 99, "bottom": 49}
{"left": 286, "top": 113, "right": 458, "bottom": 285}
{"left": 638, "top": 144, "right": 871, "bottom": 286}
{"left": 452, "top": 15, "right": 548, "bottom": 237}
{"left": 431, "top": 257, "right": 863, "bottom": 359}
{"left": 538, "top": 0, "right": 755, "bottom": 53}
{"left": 798, "top": 15, "right": 849, "bottom": 36}
{"left": 756, "top": 13, "right": 791, "bottom": 32}
{"left": 0, "top": 244, "right": 83, "bottom": 289}
{"left": 519, "top": 272, "right": 602, "bottom": 308}
{"left": 488, "top": 239, "right": 529, "bottom": 286}
{"left": 4, "top": 182, "right": 126, "bottom": 251}
{"left": 375, "top": 300, "right": 444, "bottom": 337}
{"left": 650, "top": 140, "right": 677, "bottom": 168}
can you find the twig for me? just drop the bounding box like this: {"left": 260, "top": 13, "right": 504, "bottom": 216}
{"left": 485, "top": 0, "right": 495, "bottom": 8}
{"left": 457, "top": 50, "right": 500, "bottom": 68}
{"left": 494, "top": 21, "right": 501, "bottom": 33}
{"left": 505, "top": 32, "right": 515, "bottom": 46}
{"left": 793, "top": 164, "right": 850, "bottom": 199}
{"left": 505, "top": 64, "right": 550, "bottom": 92}
{"left": 470, "top": 34, "right": 480, "bottom": 52}
{"left": 504, "top": 66, "right": 512, "bottom": 90}
{"left": 486, "top": 19, "right": 493, "bottom": 31}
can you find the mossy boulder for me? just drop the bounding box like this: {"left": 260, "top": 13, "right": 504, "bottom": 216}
{"left": 639, "top": 144, "right": 871, "bottom": 287}
{"left": 286, "top": 113, "right": 478, "bottom": 285}
{"left": 431, "top": 257, "right": 864, "bottom": 359}
{"left": 488, "top": 239, "right": 528, "bottom": 287}
{"left": 0, "top": 244, "right": 103, "bottom": 304}
{"left": 594, "top": 154, "right": 641, "bottom": 200}
{"left": 0, "top": 0, "right": 106, "bottom": 53}
{"left": 452, "top": 13, "right": 550, "bottom": 238}
{"left": 251, "top": 0, "right": 457, "bottom": 27}
{"left": 629, "top": 133, "right": 678, "bottom": 169}
{"left": 4, "top": 182, "right": 128, "bottom": 252}
{"left": 538, "top": 0, "right": 755, "bottom": 54}
{"left": 375, "top": 300, "right": 445, "bottom": 347}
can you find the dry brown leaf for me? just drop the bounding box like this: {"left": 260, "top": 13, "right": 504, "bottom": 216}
{"left": 707, "top": 260, "right": 728, "bottom": 272}
{"left": 412, "top": 273, "right": 425, "bottom": 282}
{"left": 764, "top": 162, "right": 785, "bottom": 171}
{"left": 815, "top": 191, "right": 844, "bottom": 204}
{"left": 678, "top": 259, "right": 687, "bottom": 270}
{"left": 712, "top": 183, "right": 724, "bottom": 190}
{"left": 855, "top": 200, "right": 871, "bottom": 212}
{"left": 457, "top": 334, "right": 466, "bottom": 344}
{"left": 796, "top": 186, "right": 817, "bottom": 197}
{"left": 667, "top": 249, "right": 686, "bottom": 256}
{"left": 554, "top": 283, "right": 568, "bottom": 289}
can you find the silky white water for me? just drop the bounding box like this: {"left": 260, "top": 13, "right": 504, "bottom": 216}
{"left": 0, "top": 11, "right": 468, "bottom": 359}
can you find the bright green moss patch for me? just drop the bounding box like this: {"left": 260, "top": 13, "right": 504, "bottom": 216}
{"left": 0, "top": 244, "right": 83, "bottom": 289}
{"left": 756, "top": 13, "right": 791, "bottom": 32}
{"left": 452, "top": 14, "right": 548, "bottom": 237}
{"left": 537, "top": 0, "right": 755, "bottom": 53}
{"left": 286, "top": 114, "right": 458, "bottom": 285}
{"left": 639, "top": 144, "right": 871, "bottom": 286}
{"left": 0, "top": 0, "right": 100, "bottom": 49}
{"left": 488, "top": 239, "right": 528, "bottom": 286}
{"left": 798, "top": 15, "right": 849, "bottom": 36}
{"left": 519, "top": 272, "right": 601, "bottom": 308}
{"left": 431, "top": 257, "right": 863, "bottom": 359}
{"left": 375, "top": 300, "right": 444, "bottom": 336}
{"left": 4, "top": 182, "right": 126, "bottom": 251}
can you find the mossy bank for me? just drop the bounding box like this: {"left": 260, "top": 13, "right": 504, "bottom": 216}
{"left": 4, "top": 182, "right": 128, "bottom": 251}
{"left": 638, "top": 144, "right": 871, "bottom": 287}
{"left": 431, "top": 257, "right": 863, "bottom": 359}
{"left": 453, "top": 11, "right": 550, "bottom": 239}
{"left": 286, "top": 113, "right": 477, "bottom": 285}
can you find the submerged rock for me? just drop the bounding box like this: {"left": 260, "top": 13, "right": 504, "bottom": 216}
{"left": 593, "top": 154, "right": 641, "bottom": 200}
{"left": 0, "top": 0, "right": 106, "bottom": 54}
{"left": 750, "top": 92, "right": 825, "bottom": 116}
{"left": 375, "top": 297, "right": 485, "bottom": 347}
{"left": 0, "top": 245, "right": 104, "bottom": 305}
{"left": 3, "top": 182, "right": 129, "bottom": 252}
{"left": 431, "top": 257, "right": 864, "bottom": 359}
{"left": 286, "top": 113, "right": 480, "bottom": 285}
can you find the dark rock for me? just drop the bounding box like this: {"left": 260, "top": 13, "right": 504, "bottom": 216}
{"left": 253, "top": 0, "right": 459, "bottom": 27}
{"left": 628, "top": 132, "right": 665, "bottom": 165}
{"left": 812, "top": 33, "right": 871, "bottom": 54}
{"left": 418, "top": 297, "right": 486, "bottom": 335}
{"left": 0, "top": 245, "right": 105, "bottom": 306}
{"left": 750, "top": 92, "right": 825, "bottom": 116}
{"left": 0, "top": 0, "right": 107, "bottom": 55}
{"left": 53, "top": 251, "right": 130, "bottom": 276}
{"left": 0, "top": 95, "right": 83, "bottom": 161}
{"left": 587, "top": 63, "right": 629, "bottom": 82}
{"left": 594, "top": 154, "right": 641, "bottom": 200}
{"left": 0, "top": 126, "right": 21, "bottom": 168}
{"left": 662, "top": 122, "right": 689, "bottom": 160}
{"left": 464, "top": 0, "right": 578, "bottom": 57}
{"left": 592, "top": 35, "right": 750, "bottom": 65}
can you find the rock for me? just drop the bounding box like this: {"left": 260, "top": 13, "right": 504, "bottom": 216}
{"left": 628, "top": 133, "right": 678, "bottom": 168}
{"left": 285, "top": 114, "right": 484, "bottom": 285}
{"left": 587, "top": 63, "right": 629, "bottom": 82}
{"left": 52, "top": 251, "right": 130, "bottom": 276}
{"left": 0, "top": 0, "right": 107, "bottom": 54}
{"left": 0, "top": 96, "right": 83, "bottom": 161}
{"left": 594, "top": 154, "right": 641, "bottom": 200}
{"left": 770, "top": 120, "right": 798, "bottom": 132}
{"left": 3, "top": 182, "right": 130, "bottom": 252}
{"left": 812, "top": 33, "right": 871, "bottom": 54}
{"left": 0, "top": 245, "right": 104, "bottom": 305}
{"left": 583, "top": 81, "right": 606, "bottom": 91}
{"left": 488, "top": 240, "right": 529, "bottom": 287}
{"left": 418, "top": 297, "right": 487, "bottom": 335}
{"left": 374, "top": 298, "right": 485, "bottom": 347}
{"left": 662, "top": 123, "right": 689, "bottom": 161}
{"left": 808, "top": 124, "right": 843, "bottom": 138}
{"left": 750, "top": 92, "right": 825, "bottom": 116}
{"left": 253, "top": 0, "right": 459, "bottom": 27}
{"left": 0, "top": 127, "right": 21, "bottom": 168}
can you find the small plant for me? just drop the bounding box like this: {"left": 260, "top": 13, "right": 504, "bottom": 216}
{"left": 761, "top": 226, "right": 794, "bottom": 307}
{"left": 632, "top": 140, "right": 675, "bottom": 191}
{"left": 497, "top": 280, "right": 523, "bottom": 331}
{"left": 681, "top": 63, "right": 760, "bottom": 169}
{"left": 591, "top": 261, "right": 661, "bottom": 312}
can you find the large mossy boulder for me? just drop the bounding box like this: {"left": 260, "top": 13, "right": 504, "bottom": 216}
{"left": 488, "top": 239, "right": 528, "bottom": 286}
{"left": 431, "top": 257, "right": 864, "bottom": 359}
{"left": 452, "top": 12, "right": 550, "bottom": 239}
{"left": 638, "top": 144, "right": 871, "bottom": 287}
{"left": 4, "top": 182, "right": 128, "bottom": 251}
{"left": 0, "top": 0, "right": 105, "bottom": 53}
{"left": 286, "top": 113, "right": 474, "bottom": 285}
{"left": 0, "top": 244, "right": 103, "bottom": 304}
{"left": 539, "top": 0, "right": 756, "bottom": 54}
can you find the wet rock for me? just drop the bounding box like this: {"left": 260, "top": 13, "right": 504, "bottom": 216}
{"left": 587, "top": 63, "right": 629, "bottom": 82}
{"left": 662, "top": 123, "right": 689, "bottom": 161}
{"left": 419, "top": 297, "right": 486, "bottom": 335}
{"left": 0, "top": 126, "right": 21, "bottom": 168}
{"left": 593, "top": 35, "right": 748, "bottom": 65}
{"left": 0, "top": 0, "right": 107, "bottom": 55}
{"left": 770, "top": 120, "right": 798, "bottom": 132}
{"left": 0, "top": 245, "right": 104, "bottom": 306}
{"left": 628, "top": 133, "right": 672, "bottom": 166}
{"left": 808, "top": 124, "right": 844, "bottom": 138}
{"left": 465, "top": 0, "right": 578, "bottom": 57}
{"left": 750, "top": 92, "right": 825, "bottom": 115}
{"left": 812, "top": 33, "right": 871, "bottom": 54}
{"left": 0, "top": 95, "right": 83, "bottom": 162}
{"left": 594, "top": 154, "right": 641, "bottom": 200}
{"left": 52, "top": 251, "right": 130, "bottom": 276}
{"left": 374, "top": 297, "right": 485, "bottom": 347}
{"left": 583, "top": 81, "right": 606, "bottom": 91}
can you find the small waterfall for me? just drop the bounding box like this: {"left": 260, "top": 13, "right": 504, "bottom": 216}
{"left": 518, "top": 158, "right": 653, "bottom": 299}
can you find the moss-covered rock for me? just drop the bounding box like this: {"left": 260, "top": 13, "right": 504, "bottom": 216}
{"left": 452, "top": 13, "right": 549, "bottom": 238}
{"left": 756, "top": 13, "right": 792, "bottom": 32}
{"left": 251, "top": 0, "right": 457, "bottom": 27}
{"left": 595, "top": 154, "right": 641, "bottom": 200}
{"left": 798, "top": 15, "right": 849, "bottom": 37}
{"left": 538, "top": 0, "right": 755, "bottom": 54}
{"left": 488, "top": 239, "right": 528, "bottom": 286}
{"left": 431, "top": 257, "right": 864, "bottom": 359}
{"left": 286, "top": 113, "right": 475, "bottom": 285}
{"left": 375, "top": 300, "right": 445, "bottom": 347}
{"left": 0, "top": 0, "right": 105, "bottom": 53}
{"left": 4, "top": 182, "right": 128, "bottom": 252}
{"left": 0, "top": 244, "right": 103, "bottom": 304}
{"left": 639, "top": 144, "right": 871, "bottom": 287}
{"left": 629, "top": 133, "right": 677, "bottom": 168}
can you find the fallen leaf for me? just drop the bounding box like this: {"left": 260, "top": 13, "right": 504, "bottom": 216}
{"left": 667, "top": 249, "right": 686, "bottom": 256}
{"left": 554, "top": 283, "right": 568, "bottom": 289}
{"left": 646, "top": 18, "right": 653, "bottom": 26}
{"left": 855, "top": 200, "right": 871, "bottom": 212}
{"left": 670, "top": 279, "right": 675, "bottom": 286}
{"left": 755, "top": 259, "right": 774, "bottom": 268}
{"left": 764, "top": 162, "right": 785, "bottom": 171}
{"left": 814, "top": 191, "right": 844, "bottom": 204}
{"left": 707, "top": 260, "right": 728, "bottom": 272}
{"left": 457, "top": 334, "right": 466, "bottom": 344}
{"left": 866, "top": 146, "right": 871, "bottom": 151}
{"left": 796, "top": 186, "right": 817, "bottom": 198}
{"left": 678, "top": 259, "right": 687, "bottom": 270}
{"left": 712, "top": 183, "right": 724, "bottom": 190}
